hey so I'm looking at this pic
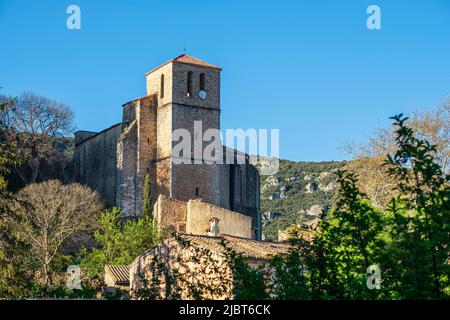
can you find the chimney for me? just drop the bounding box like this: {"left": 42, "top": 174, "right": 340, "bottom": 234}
{"left": 207, "top": 218, "right": 220, "bottom": 237}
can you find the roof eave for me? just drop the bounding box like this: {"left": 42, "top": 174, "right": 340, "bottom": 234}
{"left": 144, "top": 59, "right": 222, "bottom": 77}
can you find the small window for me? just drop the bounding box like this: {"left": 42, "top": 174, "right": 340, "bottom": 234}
{"left": 160, "top": 74, "right": 165, "bottom": 98}
{"left": 187, "top": 71, "right": 193, "bottom": 97}
{"left": 195, "top": 187, "right": 199, "bottom": 196}
{"left": 199, "top": 73, "right": 205, "bottom": 91}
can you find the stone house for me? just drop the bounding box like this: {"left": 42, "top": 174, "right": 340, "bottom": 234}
{"left": 128, "top": 233, "right": 291, "bottom": 300}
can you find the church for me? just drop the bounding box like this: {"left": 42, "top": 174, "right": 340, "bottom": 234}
{"left": 74, "top": 54, "right": 261, "bottom": 239}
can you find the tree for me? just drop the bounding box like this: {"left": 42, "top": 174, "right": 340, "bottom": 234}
{"left": 220, "top": 241, "right": 268, "bottom": 300}
{"left": 308, "top": 170, "right": 384, "bottom": 299}
{"left": 383, "top": 114, "right": 450, "bottom": 299}
{"left": 0, "top": 95, "right": 31, "bottom": 298}
{"left": 81, "top": 208, "right": 159, "bottom": 281}
{"left": 143, "top": 174, "right": 153, "bottom": 218}
{"left": 306, "top": 114, "right": 449, "bottom": 300}
{"left": 12, "top": 180, "right": 103, "bottom": 285}
{"left": 0, "top": 92, "right": 74, "bottom": 184}
{"left": 270, "top": 235, "right": 310, "bottom": 299}
{"left": 0, "top": 96, "right": 20, "bottom": 189}
{"left": 344, "top": 99, "right": 449, "bottom": 209}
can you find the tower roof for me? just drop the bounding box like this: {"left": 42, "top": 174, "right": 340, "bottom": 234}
{"left": 145, "top": 54, "right": 222, "bottom": 75}
{"left": 172, "top": 54, "right": 221, "bottom": 69}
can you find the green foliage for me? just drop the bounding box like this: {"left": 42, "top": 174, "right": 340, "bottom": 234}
{"left": 28, "top": 284, "right": 98, "bottom": 299}
{"left": 381, "top": 114, "right": 450, "bottom": 299}
{"left": 143, "top": 174, "right": 153, "bottom": 218}
{"left": 80, "top": 208, "right": 159, "bottom": 280}
{"left": 0, "top": 231, "right": 31, "bottom": 299}
{"left": 308, "top": 170, "right": 384, "bottom": 299}
{"left": 221, "top": 240, "right": 269, "bottom": 300}
{"left": 272, "top": 114, "right": 449, "bottom": 300}
{"left": 0, "top": 96, "right": 20, "bottom": 190}
{"left": 270, "top": 235, "right": 310, "bottom": 299}
{"left": 0, "top": 95, "right": 31, "bottom": 299}
{"left": 263, "top": 114, "right": 449, "bottom": 300}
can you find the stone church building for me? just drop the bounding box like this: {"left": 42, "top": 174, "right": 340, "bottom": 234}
{"left": 74, "top": 54, "right": 261, "bottom": 239}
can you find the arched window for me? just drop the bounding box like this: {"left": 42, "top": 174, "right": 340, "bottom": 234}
{"left": 160, "top": 74, "right": 164, "bottom": 98}
{"left": 199, "top": 73, "right": 205, "bottom": 91}
{"left": 187, "top": 71, "right": 193, "bottom": 97}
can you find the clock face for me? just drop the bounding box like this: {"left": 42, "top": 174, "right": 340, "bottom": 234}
{"left": 198, "top": 90, "right": 207, "bottom": 100}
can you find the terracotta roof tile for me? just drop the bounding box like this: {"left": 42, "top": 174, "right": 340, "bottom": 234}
{"left": 179, "top": 234, "right": 291, "bottom": 260}
{"left": 145, "top": 54, "right": 222, "bottom": 75}
{"left": 172, "top": 54, "right": 222, "bottom": 70}
{"left": 105, "top": 265, "right": 129, "bottom": 285}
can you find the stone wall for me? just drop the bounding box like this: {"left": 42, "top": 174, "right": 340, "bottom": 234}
{"left": 116, "top": 120, "right": 138, "bottom": 215}
{"left": 128, "top": 234, "right": 288, "bottom": 300}
{"left": 74, "top": 56, "right": 261, "bottom": 238}
{"left": 155, "top": 103, "right": 172, "bottom": 197}
{"left": 153, "top": 194, "right": 187, "bottom": 232}
{"left": 74, "top": 124, "right": 122, "bottom": 207}
{"left": 116, "top": 96, "right": 158, "bottom": 216}
{"left": 230, "top": 163, "right": 261, "bottom": 239}
{"left": 146, "top": 62, "right": 173, "bottom": 107}
{"left": 186, "top": 199, "right": 253, "bottom": 239}
{"left": 74, "top": 131, "right": 97, "bottom": 145}
{"left": 171, "top": 62, "right": 221, "bottom": 110}
{"left": 135, "top": 96, "right": 157, "bottom": 215}
{"left": 172, "top": 163, "right": 230, "bottom": 210}
{"left": 129, "top": 238, "right": 233, "bottom": 300}
{"left": 153, "top": 195, "right": 253, "bottom": 239}
{"left": 146, "top": 63, "right": 174, "bottom": 205}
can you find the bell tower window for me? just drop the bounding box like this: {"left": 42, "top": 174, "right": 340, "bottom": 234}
{"left": 199, "top": 73, "right": 205, "bottom": 91}
{"left": 187, "top": 71, "right": 193, "bottom": 97}
{"left": 160, "top": 74, "right": 165, "bottom": 98}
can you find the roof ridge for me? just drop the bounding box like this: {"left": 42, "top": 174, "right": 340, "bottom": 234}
{"left": 172, "top": 54, "right": 221, "bottom": 70}
{"left": 172, "top": 53, "right": 188, "bottom": 61}
{"left": 145, "top": 54, "right": 222, "bottom": 76}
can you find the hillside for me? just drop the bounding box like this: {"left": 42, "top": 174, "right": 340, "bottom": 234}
{"left": 260, "top": 160, "right": 346, "bottom": 240}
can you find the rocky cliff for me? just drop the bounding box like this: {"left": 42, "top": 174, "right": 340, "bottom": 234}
{"left": 259, "top": 160, "right": 346, "bottom": 240}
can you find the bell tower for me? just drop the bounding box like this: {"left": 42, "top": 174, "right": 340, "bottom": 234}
{"left": 144, "top": 54, "right": 222, "bottom": 160}
{"left": 145, "top": 54, "right": 221, "bottom": 112}
{"left": 144, "top": 54, "right": 227, "bottom": 207}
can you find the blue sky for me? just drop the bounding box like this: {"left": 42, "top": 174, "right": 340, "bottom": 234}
{"left": 1, "top": 0, "right": 449, "bottom": 161}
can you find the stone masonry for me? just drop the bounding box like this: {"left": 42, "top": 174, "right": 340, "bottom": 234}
{"left": 74, "top": 54, "right": 261, "bottom": 239}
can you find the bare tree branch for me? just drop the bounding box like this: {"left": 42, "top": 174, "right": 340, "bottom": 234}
{"left": 8, "top": 180, "right": 103, "bottom": 285}
{"left": 0, "top": 92, "right": 75, "bottom": 183}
